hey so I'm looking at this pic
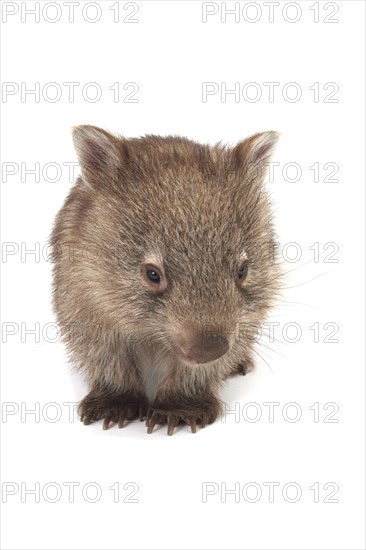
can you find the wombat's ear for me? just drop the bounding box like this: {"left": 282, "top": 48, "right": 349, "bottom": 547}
{"left": 72, "top": 125, "right": 122, "bottom": 187}
{"left": 232, "top": 131, "right": 280, "bottom": 181}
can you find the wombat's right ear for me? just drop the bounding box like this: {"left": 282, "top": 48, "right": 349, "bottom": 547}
{"left": 232, "top": 131, "right": 280, "bottom": 182}
{"left": 72, "top": 125, "right": 122, "bottom": 187}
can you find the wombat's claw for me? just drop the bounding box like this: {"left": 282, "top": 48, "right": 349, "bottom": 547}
{"left": 147, "top": 411, "right": 160, "bottom": 434}
{"left": 145, "top": 406, "right": 217, "bottom": 435}
{"left": 80, "top": 409, "right": 101, "bottom": 426}
{"left": 235, "top": 363, "right": 248, "bottom": 376}
{"left": 118, "top": 413, "right": 127, "bottom": 429}
{"left": 103, "top": 416, "right": 112, "bottom": 430}
{"left": 146, "top": 410, "right": 179, "bottom": 435}
{"left": 167, "top": 415, "right": 179, "bottom": 436}
{"left": 138, "top": 406, "right": 145, "bottom": 422}
{"left": 240, "top": 359, "right": 254, "bottom": 375}
{"left": 201, "top": 413, "right": 208, "bottom": 429}
{"left": 81, "top": 415, "right": 93, "bottom": 426}
{"left": 78, "top": 391, "right": 148, "bottom": 430}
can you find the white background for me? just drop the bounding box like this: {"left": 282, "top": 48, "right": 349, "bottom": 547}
{"left": 1, "top": 1, "right": 365, "bottom": 549}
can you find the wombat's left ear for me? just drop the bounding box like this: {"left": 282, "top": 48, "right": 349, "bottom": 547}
{"left": 232, "top": 131, "right": 280, "bottom": 180}
{"left": 72, "top": 125, "right": 122, "bottom": 187}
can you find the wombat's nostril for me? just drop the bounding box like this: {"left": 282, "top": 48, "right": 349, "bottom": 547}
{"left": 187, "top": 334, "right": 230, "bottom": 364}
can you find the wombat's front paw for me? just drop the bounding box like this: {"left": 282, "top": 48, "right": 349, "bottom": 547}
{"left": 145, "top": 397, "right": 221, "bottom": 436}
{"left": 230, "top": 358, "right": 255, "bottom": 377}
{"left": 78, "top": 389, "right": 148, "bottom": 430}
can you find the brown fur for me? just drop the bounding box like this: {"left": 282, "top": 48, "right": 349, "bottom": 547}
{"left": 50, "top": 126, "right": 281, "bottom": 435}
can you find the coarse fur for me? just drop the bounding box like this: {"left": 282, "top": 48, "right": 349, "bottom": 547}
{"left": 50, "top": 126, "right": 281, "bottom": 435}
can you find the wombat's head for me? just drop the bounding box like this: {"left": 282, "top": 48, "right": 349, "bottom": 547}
{"left": 71, "top": 126, "right": 281, "bottom": 366}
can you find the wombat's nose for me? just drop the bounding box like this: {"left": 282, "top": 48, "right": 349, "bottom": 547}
{"left": 187, "top": 334, "right": 230, "bottom": 364}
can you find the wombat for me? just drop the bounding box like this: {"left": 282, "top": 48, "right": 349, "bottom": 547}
{"left": 50, "top": 125, "right": 281, "bottom": 435}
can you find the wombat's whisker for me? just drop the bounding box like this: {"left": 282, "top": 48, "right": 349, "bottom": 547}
{"left": 280, "top": 270, "right": 335, "bottom": 290}
{"left": 257, "top": 340, "right": 286, "bottom": 359}
{"left": 251, "top": 347, "right": 274, "bottom": 374}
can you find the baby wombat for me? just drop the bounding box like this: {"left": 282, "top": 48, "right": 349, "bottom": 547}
{"left": 51, "top": 125, "right": 280, "bottom": 435}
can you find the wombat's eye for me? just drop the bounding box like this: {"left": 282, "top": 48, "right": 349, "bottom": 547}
{"left": 237, "top": 261, "right": 249, "bottom": 285}
{"left": 141, "top": 263, "right": 167, "bottom": 292}
{"left": 146, "top": 269, "right": 160, "bottom": 283}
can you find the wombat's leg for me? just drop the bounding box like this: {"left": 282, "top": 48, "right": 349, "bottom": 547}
{"left": 146, "top": 388, "right": 222, "bottom": 436}
{"left": 78, "top": 387, "right": 148, "bottom": 430}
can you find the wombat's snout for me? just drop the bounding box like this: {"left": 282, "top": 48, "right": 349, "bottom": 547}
{"left": 174, "top": 332, "right": 231, "bottom": 366}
